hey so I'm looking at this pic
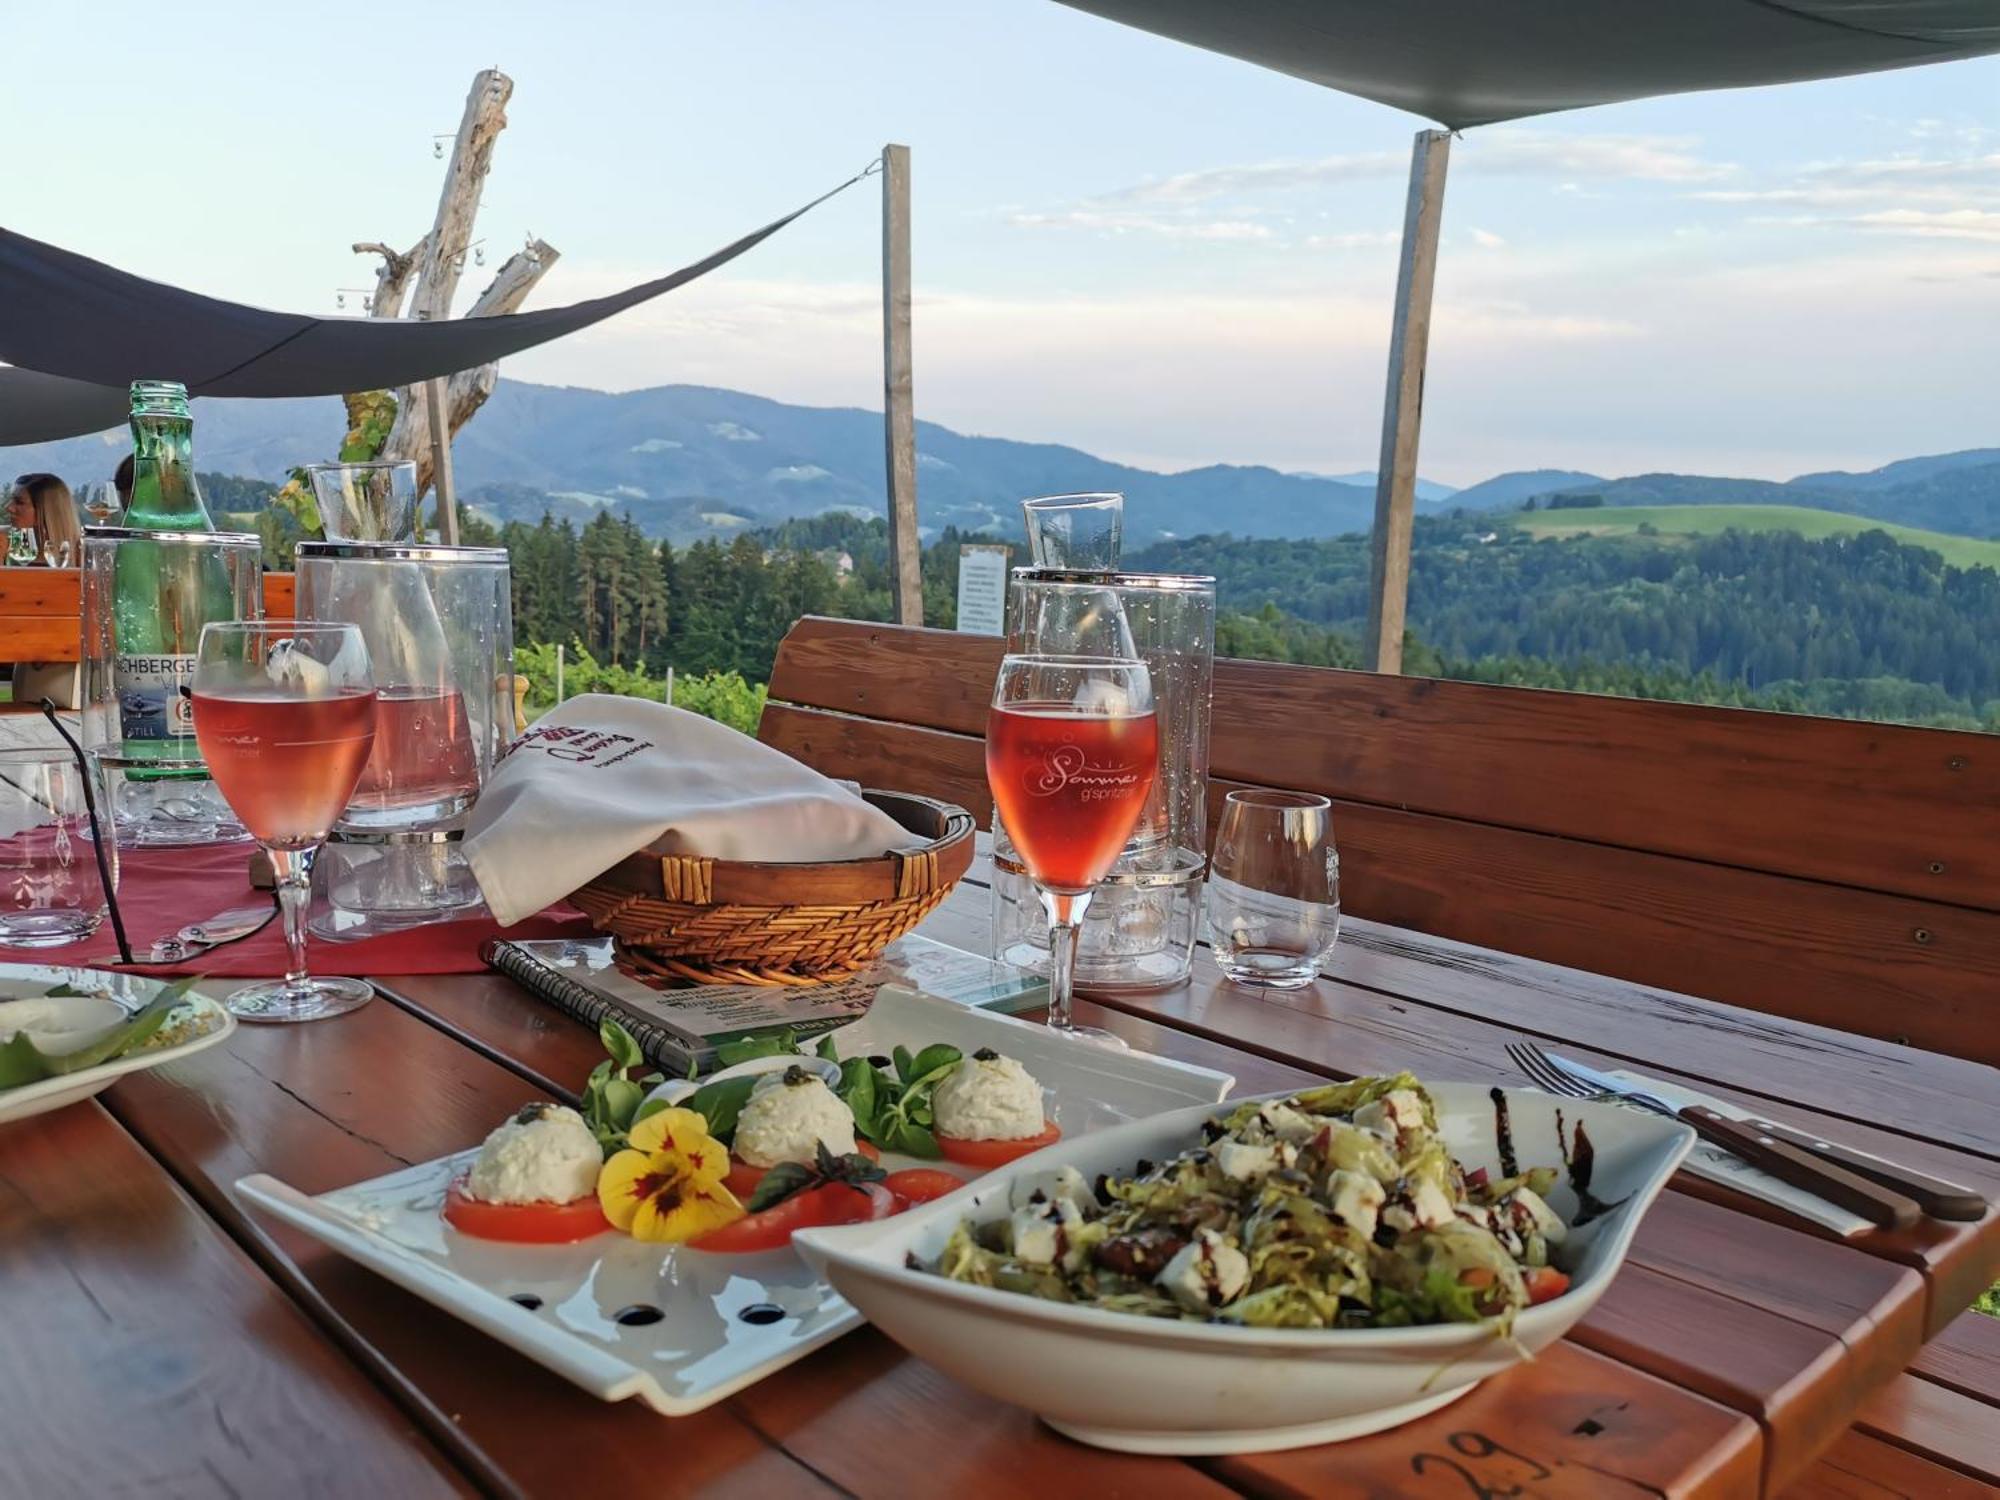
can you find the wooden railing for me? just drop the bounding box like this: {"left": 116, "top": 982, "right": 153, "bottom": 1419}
{"left": 760, "top": 616, "right": 1999, "bottom": 1064}
{"left": 0, "top": 571, "right": 296, "bottom": 661}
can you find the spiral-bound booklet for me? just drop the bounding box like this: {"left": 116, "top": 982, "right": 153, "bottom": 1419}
{"left": 480, "top": 933, "right": 1047, "bottom": 1075}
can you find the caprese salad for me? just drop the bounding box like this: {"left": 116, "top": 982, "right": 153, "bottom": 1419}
{"left": 441, "top": 1019, "right": 1063, "bottom": 1253}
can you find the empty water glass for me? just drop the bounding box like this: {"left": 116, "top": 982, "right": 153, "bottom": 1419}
{"left": 307, "top": 460, "right": 420, "bottom": 542}
{"left": 1022, "top": 492, "right": 1123, "bottom": 571}
{"left": 0, "top": 746, "right": 118, "bottom": 947}
{"left": 1206, "top": 789, "right": 1340, "bottom": 989}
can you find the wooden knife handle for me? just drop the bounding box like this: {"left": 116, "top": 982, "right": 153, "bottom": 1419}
{"left": 1682, "top": 1107, "right": 1922, "bottom": 1231}
{"left": 1744, "top": 1116, "right": 1988, "bottom": 1222}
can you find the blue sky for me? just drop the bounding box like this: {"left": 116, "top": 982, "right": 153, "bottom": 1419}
{"left": 5, "top": 1, "right": 1996, "bottom": 485}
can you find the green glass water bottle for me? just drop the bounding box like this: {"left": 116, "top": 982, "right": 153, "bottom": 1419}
{"left": 111, "top": 380, "right": 230, "bottom": 773}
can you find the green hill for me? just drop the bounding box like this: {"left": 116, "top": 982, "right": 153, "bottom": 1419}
{"left": 1513, "top": 504, "right": 2000, "bottom": 570}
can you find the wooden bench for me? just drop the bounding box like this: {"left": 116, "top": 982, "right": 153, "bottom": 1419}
{"left": 0, "top": 570, "right": 296, "bottom": 664}
{"left": 759, "top": 616, "right": 1999, "bottom": 1065}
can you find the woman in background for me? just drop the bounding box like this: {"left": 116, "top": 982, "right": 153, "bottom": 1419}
{"left": 6, "top": 473, "right": 83, "bottom": 708}
{"left": 8, "top": 473, "right": 83, "bottom": 567}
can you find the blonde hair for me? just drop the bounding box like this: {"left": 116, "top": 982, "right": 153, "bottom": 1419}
{"left": 11, "top": 473, "right": 81, "bottom": 565}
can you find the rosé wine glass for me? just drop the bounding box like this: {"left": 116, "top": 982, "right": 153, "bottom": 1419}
{"left": 986, "top": 654, "right": 1157, "bottom": 1045}
{"left": 192, "top": 622, "right": 378, "bottom": 1022}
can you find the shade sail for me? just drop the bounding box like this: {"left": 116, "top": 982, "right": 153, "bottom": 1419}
{"left": 1060, "top": 0, "right": 2000, "bottom": 127}
{"left": 0, "top": 170, "right": 865, "bottom": 446}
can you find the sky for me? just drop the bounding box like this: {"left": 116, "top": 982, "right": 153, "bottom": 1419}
{"left": 4, "top": 2, "right": 1997, "bottom": 487}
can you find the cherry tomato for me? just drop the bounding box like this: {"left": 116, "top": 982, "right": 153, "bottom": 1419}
{"left": 1524, "top": 1267, "right": 1571, "bottom": 1305}
{"left": 442, "top": 1179, "right": 610, "bottom": 1244}
{"left": 935, "top": 1120, "right": 1062, "bottom": 1169}
{"left": 881, "top": 1168, "right": 967, "bottom": 1205}
{"left": 723, "top": 1138, "right": 880, "bottom": 1199}
{"left": 690, "top": 1181, "right": 898, "bottom": 1254}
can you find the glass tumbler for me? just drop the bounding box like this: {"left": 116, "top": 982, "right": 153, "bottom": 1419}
{"left": 1022, "top": 492, "right": 1124, "bottom": 571}
{"left": 307, "top": 460, "right": 420, "bottom": 543}
{"left": 0, "top": 746, "right": 118, "bottom": 947}
{"left": 1206, "top": 790, "right": 1340, "bottom": 989}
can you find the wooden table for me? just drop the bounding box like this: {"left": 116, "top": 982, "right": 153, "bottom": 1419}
{"left": 6, "top": 851, "right": 1996, "bottom": 1499}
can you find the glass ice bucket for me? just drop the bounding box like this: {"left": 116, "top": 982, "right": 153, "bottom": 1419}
{"left": 80, "top": 526, "right": 262, "bottom": 848}
{"left": 991, "top": 567, "right": 1215, "bottom": 990}
{"left": 294, "top": 541, "right": 514, "bottom": 936}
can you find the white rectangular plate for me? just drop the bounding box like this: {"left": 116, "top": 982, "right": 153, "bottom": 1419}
{"left": 234, "top": 984, "right": 1234, "bottom": 1415}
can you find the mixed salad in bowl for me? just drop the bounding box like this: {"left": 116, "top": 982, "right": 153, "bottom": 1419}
{"left": 928, "top": 1072, "right": 1573, "bottom": 1329}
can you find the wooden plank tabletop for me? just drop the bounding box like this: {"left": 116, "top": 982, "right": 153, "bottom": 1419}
{"left": 7, "top": 861, "right": 1995, "bottom": 1498}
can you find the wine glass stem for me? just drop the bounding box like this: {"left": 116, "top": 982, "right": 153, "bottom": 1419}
{"left": 268, "top": 846, "right": 318, "bottom": 989}
{"left": 1039, "top": 886, "right": 1093, "bottom": 1032}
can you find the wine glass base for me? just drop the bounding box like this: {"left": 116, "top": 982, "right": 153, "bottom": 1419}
{"left": 1045, "top": 1021, "right": 1130, "bottom": 1050}
{"left": 228, "top": 975, "right": 374, "bottom": 1024}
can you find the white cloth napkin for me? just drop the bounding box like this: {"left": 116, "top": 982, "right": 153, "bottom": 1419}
{"left": 465, "top": 694, "right": 918, "bottom": 925}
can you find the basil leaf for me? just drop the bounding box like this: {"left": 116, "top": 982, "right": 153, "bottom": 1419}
{"left": 717, "top": 1029, "right": 798, "bottom": 1067}
{"left": 683, "top": 1076, "right": 757, "bottom": 1139}
{"left": 908, "top": 1043, "right": 962, "bottom": 1081}
{"left": 746, "top": 1161, "right": 814, "bottom": 1212}
{"left": 837, "top": 1057, "right": 881, "bottom": 1139}
{"left": 601, "top": 1076, "right": 645, "bottom": 1130}
{"left": 600, "top": 1018, "right": 645, "bottom": 1071}
{"left": 887, "top": 1118, "right": 941, "bottom": 1160}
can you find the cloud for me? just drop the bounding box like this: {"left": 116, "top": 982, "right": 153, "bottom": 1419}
{"left": 1302, "top": 230, "right": 1400, "bottom": 250}
{"left": 1750, "top": 208, "right": 2000, "bottom": 242}
{"left": 1461, "top": 130, "right": 1733, "bottom": 183}
{"left": 1689, "top": 147, "right": 2000, "bottom": 213}
{"left": 1469, "top": 228, "right": 1506, "bottom": 249}
{"left": 1005, "top": 208, "right": 1273, "bottom": 241}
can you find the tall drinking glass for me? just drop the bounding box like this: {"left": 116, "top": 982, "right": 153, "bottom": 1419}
{"left": 986, "top": 654, "right": 1156, "bottom": 1044}
{"left": 191, "top": 622, "right": 378, "bottom": 1022}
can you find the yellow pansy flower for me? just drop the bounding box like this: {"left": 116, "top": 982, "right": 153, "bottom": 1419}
{"left": 597, "top": 1106, "right": 744, "bottom": 1243}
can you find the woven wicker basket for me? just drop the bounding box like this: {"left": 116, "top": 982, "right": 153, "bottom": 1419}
{"left": 568, "top": 790, "right": 977, "bottom": 987}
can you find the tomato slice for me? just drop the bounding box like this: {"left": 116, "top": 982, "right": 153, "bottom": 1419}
{"left": 881, "top": 1168, "right": 967, "bottom": 1205}
{"left": 442, "top": 1178, "right": 610, "bottom": 1244}
{"left": 1524, "top": 1267, "right": 1571, "bottom": 1305}
{"left": 691, "top": 1181, "right": 898, "bottom": 1254}
{"left": 935, "top": 1120, "right": 1062, "bottom": 1169}
{"left": 723, "top": 1138, "right": 879, "bottom": 1200}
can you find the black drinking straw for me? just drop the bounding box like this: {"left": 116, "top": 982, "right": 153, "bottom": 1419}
{"left": 39, "top": 699, "right": 134, "bottom": 964}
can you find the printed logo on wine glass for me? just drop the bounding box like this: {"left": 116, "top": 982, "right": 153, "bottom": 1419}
{"left": 1024, "top": 742, "right": 1149, "bottom": 804}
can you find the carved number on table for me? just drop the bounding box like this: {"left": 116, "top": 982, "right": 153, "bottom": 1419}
{"left": 1410, "top": 1432, "right": 1553, "bottom": 1497}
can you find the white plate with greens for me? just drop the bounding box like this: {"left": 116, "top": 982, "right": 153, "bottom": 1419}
{"left": 0, "top": 964, "right": 234, "bottom": 1125}
{"left": 234, "top": 986, "right": 1235, "bottom": 1416}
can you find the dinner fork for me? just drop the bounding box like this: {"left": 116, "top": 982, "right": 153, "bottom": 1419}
{"left": 1504, "top": 1040, "right": 1920, "bottom": 1231}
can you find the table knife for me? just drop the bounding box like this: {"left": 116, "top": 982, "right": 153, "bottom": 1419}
{"left": 1738, "top": 1114, "right": 1987, "bottom": 1222}
{"left": 1547, "top": 1055, "right": 1926, "bottom": 1230}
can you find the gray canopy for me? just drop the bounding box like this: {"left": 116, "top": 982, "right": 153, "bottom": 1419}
{"left": 1060, "top": 0, "right": 2000, "bottom": 128}
{"left": 0, "top": 171, "right": 864, "bottom": 446}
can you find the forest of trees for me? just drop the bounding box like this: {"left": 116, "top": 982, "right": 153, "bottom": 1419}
{"left": 232, "top": 487, "right": 1997, "bottom": 733}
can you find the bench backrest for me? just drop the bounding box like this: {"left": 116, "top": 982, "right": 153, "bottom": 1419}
{"left": 0, "top": 571, "right": 297, "bottom": 661}
{"left": 760, "top": 615, "right": 1999, "bottom": 1064}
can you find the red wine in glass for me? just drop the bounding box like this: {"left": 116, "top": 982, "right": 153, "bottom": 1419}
{"left": 192, "top": 687, "right": 379, "bottom": 846}
{"left": 350, "top": 683, "right": 479, "bottom": 819}
{"left": 985, "top": 655, "right": 1157, "bottom": 1045}
{"left": 987, "top": 705, "right": 1158, "bottom": 891}
{"left": 191, "top": 621, "right": 378, "bottom": 1024}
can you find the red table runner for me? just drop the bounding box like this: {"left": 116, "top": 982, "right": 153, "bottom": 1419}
{"left": 23, "top": 841, "right": 593, "bottom": 976}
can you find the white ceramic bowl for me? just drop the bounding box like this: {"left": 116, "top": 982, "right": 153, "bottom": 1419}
{"left": 794, "top": 1080, "right": 1693, "bottom": 1454}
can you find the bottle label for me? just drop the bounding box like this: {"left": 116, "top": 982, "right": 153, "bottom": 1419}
{"left": 114, "top": 653, "right": 197, "bottom": 741}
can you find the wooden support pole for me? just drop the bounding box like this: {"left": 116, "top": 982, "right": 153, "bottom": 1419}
{"left": 424, "top": 375, "right": 459, "bottom": 543}
{"left": 1363, "top": 128, "right": 1451, "bottom": 675}
{"left": 881, "top": 143, "right": 923, "bottom": 627}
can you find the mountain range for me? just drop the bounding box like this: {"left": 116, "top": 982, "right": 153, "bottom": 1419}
{"left": 4, "top": 379, "right": 1994, "bottom": 544}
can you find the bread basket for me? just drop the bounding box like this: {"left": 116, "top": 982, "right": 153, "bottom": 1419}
{"left": 567, "top": 790, "right": 977, "bottom": 986}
